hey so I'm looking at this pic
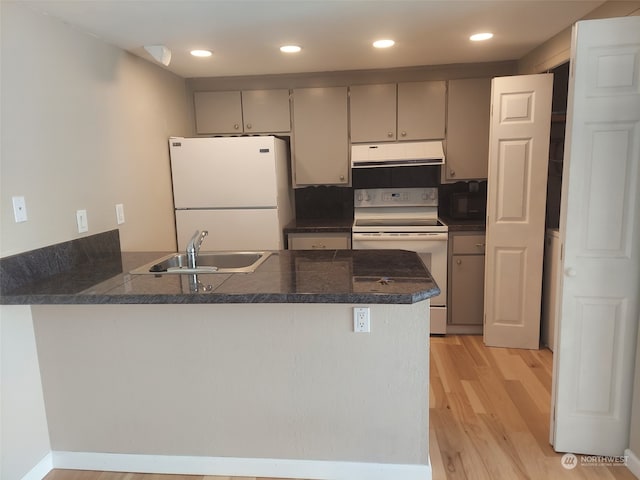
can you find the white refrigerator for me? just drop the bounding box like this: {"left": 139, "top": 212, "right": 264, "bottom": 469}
{"left": 169, "top": 136, "right": 293, "bottom": 251}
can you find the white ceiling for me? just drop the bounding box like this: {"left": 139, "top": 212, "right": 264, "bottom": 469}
{"left": 20, "top": 0, "right": 605, "bottom": 78}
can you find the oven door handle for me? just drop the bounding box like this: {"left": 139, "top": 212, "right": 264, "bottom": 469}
{"left": 352, "top": 232, "right": 448, "bottom": 242}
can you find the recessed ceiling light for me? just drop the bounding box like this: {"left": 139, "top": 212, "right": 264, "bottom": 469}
{"left": 280, "top": 45, "right": 302, "bottom": 53}
{"left": 470, "top": 33, "right": 494, "bottom": 42}
{"left": 190, "top": 49, "right": 212, "bottom": 57}
{"left": 373, "top": 39, "right": 395, "bottom": 49}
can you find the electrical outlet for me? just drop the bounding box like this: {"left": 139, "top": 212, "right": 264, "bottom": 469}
{"left": 353, "top": 307, "right": 371, "bottom": 333}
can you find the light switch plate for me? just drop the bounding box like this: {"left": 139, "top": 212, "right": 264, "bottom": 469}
{"left": 115, "top": 203, "right": 125, "bottom": 224}
{"left": 76, "top": 209, "right": 88, "bottom": 233}
{"left": 12, "top": 196, "right": 28, "bottom": 223}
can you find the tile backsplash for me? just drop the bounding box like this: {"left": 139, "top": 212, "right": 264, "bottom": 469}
{"left": 295, "top": 186, "right": 354, "bottom": 219}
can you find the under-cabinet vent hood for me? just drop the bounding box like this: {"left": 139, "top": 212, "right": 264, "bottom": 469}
{"left": 351, "top": 141, "right": 445, "bottom": 168}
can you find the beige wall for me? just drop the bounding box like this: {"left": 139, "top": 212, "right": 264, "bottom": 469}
{"left": 32, "top": 303, "right": 430, "bottom": 467}
{"left": 0, "top": 4, "right": 192, "bottom": 479}
{"left": 0, "top": 306, "right": 51, "bottom": 480}
{"left": 0, "top": 2, "right": 193, "bottom": 257}
{"left": 518, "top": 0, "right": 640, "bottom": 73}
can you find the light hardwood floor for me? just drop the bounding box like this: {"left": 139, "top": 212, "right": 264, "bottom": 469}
{"left": 44, "top": 335, "right": 636, "bottom": 480}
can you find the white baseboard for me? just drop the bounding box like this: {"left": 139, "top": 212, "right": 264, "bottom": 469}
{"left": 50, "top": 451, "right": 431, "bottom": 480}
{"left": 21, "top": 453, "right": 53, "bottom": 480}
{"left": 625, "top": 448, "right": 640, "bottom": 479}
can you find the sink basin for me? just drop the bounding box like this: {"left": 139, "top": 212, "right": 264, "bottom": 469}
{"left": 130, "top": 251, "right": 271, "bottom": 275}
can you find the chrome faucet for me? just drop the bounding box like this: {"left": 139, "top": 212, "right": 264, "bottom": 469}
{"left": 186, "top": 230, "right": 208, "bottom": 269}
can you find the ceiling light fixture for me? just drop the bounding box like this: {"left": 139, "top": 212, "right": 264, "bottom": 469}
{"left": 373, "top": 39, "right": 395, "bottom": 49}
{"left": 470, "top": 32, "right": 494, "bottom": 42}
{"left": 280, "top": 45, "right": 302, "bottom": 53}
{"left": 190, "top": 49, "right": 212, "bottom": 57}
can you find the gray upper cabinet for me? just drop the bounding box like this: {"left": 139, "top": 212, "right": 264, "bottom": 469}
{"left": 397, "top": 81, "right": 446, "bottom": 140}
{"left": 349, "top": 81, "right": 446, "bottom": 143}
{"left": 194, "top": 89, "right": 291, "bottom": 134}
{"left": 349, "top": 84, "right": 397, "bottom": 142}
{"left": 194, "top": 91, "right": 243, "bottom": 134}
{"left": 444, "top": 78, "right": 491, "bottom": 181}
{"left": 241, "top": 89, "right": 291, "bottom": 133}
{"left": 292, "top": 87, "right": 349, "bottom": 186}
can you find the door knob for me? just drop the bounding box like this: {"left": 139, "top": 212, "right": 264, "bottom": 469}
{"left": 565, "top": 267, "right": 577, "bottom": 277}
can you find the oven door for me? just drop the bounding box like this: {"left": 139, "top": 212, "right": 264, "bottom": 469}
{"left": 351, "top": 232, "right": 448, "bottom": 305}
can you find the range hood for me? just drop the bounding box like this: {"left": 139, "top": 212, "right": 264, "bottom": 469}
{"left": 351, "top": 140, "right": 445, "bottom": 168}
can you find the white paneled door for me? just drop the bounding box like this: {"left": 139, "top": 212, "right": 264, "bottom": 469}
{"left": 484, "top": 74, "right": 553, "bottom": 349}
{"left": 552, "top": 16, "right": 640, "bottom": 456}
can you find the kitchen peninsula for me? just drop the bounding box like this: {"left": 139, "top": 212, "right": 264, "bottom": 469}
{"left": 1, "top": 230, "right": 437, "bottom": 480}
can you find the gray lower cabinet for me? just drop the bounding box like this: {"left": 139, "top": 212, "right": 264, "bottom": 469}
{"left": 292, "top": 87, "right": 349, "bottom": 186}
{"left": 288, "top": 232, "right": 351, "bottom": 250}
{"left": 448, "top": 232, "right": 486, "bottom": 326}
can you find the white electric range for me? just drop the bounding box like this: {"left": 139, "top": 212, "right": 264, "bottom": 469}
{"left": 351, "top": 187, "right": 448, "bottom": 334}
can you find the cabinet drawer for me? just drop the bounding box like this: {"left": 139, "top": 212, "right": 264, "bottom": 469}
{"left": 288, "top": 233, "right": 351, "bottom": 250}
{"left": 452, "top": 234, "right": 486, "bottom": 254}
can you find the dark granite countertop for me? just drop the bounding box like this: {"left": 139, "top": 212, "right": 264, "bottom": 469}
{"left": 283, "top": 218, "right": 353, "bottom": 234}
{"left": 1, "top": 248, "right": 439, "bottom": 306}
{"left": 439, "top": 216, "right": 486, "bottom": 232}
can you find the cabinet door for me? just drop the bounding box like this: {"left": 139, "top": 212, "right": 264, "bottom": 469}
{"left": 349, "top": 84, "right": 397, "bottom": 142}
{"left": 445, "top": 78, "right": 491, "bottom": 181}
{"left": 450, "top": 254, "right": 485, "bottom": 325}
{"left": 194, "top": 91, "right": 243, "bottom": 134}
{"left": 242, "top": 89, "right": 291, "bottom": 133}
{"left": 397, "top": 81, "right": 446, "bottom": 140}
{"left": 292, "top": 87, "right": 349, "bottom": 186}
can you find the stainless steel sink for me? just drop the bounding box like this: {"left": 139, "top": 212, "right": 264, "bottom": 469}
{"left": 130, "top": 251, "right": 271, "bottom": 275}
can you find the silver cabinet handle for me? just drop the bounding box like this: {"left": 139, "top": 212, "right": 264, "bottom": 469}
{"left": 456, "top": 259, "right": 462, "bottom": 265}
{"left": 339, "top": 174, "right": 345, "bottom": 181}
{"left": 450, "top": 169, "right": 456, "bottom": 177}
{"left": 401, "top": 131, "right": 407, "bottom": 137}
{"left": 475, "top": 243, "right": 486, "bottom": 248}
{"left": 387, "top": 131, "right": 394, "bottom": 137}
{"left": 246, "top": 123, "right": 252, "bottom": 130}
{"left": 312, "top": 244, "right": 327, "bottom": 249}
{"left": 233, "top": 123, "right": 240, "bottom": 130}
